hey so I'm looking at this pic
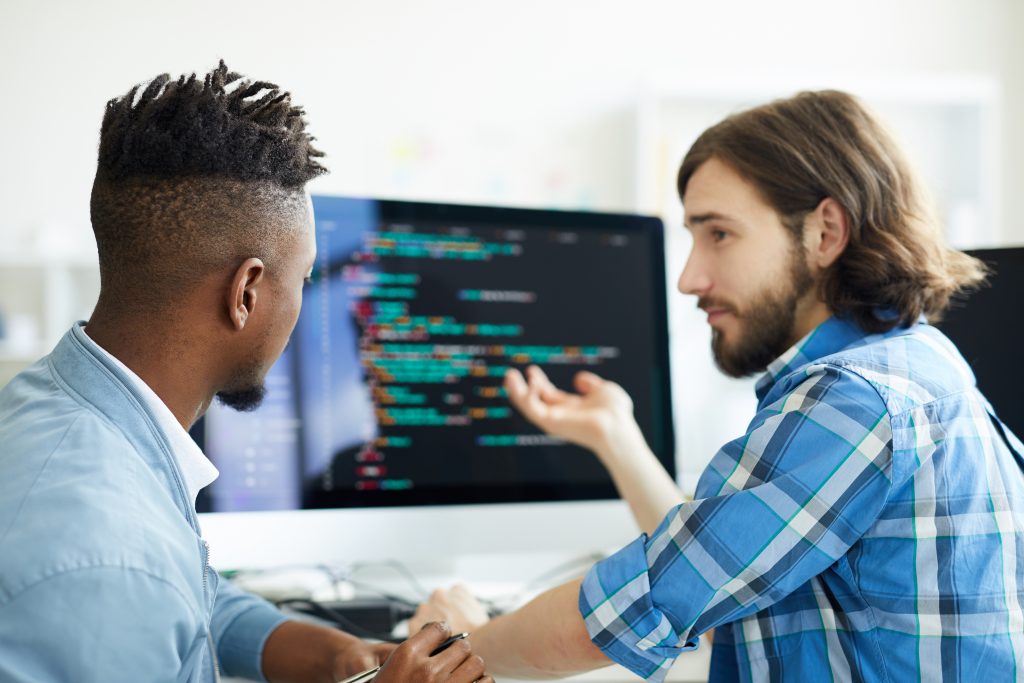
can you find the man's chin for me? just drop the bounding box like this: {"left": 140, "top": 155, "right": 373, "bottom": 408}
{"left": 711, "top": 330, "right": 769, "bottom": 378}
{"left": 215, "top": 385, "right": 267, "bottom": 412}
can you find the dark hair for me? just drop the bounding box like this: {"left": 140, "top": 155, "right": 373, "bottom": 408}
{"left": 90, "top": 61, "right": 326, "bottom": 309}
{"left": 677, "top": 90, "right": 987, "bottom": 332}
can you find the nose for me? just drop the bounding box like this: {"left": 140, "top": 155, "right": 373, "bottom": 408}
{"left": 677, "top": 251, "right": 711, "bottom": 296}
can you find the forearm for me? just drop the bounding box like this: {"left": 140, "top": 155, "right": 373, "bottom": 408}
{"left": 596, "top": 421, "right": 685, "bottom": 535}
{"left": 469, "top": 578, "right": 610, "bottom": 679}
{"left": 261, "top": 620, "right": 360, "bottom": 683}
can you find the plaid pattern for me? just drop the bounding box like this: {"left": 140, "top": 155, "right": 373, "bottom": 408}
{"left": 580, "top": 317, "right": 1024, "bottom": 682}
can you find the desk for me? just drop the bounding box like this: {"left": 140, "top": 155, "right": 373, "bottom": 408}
{"left": 224, "top": 551, "right": 712, "bottom": 683}
{"left": 500, "top": 646, "right": 710, "bottom": 681}
{"left": 224, "top": 649, "right": 708, "bottom": 683}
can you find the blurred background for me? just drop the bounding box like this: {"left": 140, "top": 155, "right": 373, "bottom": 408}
{"left": 1, "top": 0, "right": 1021, "bottom": 493}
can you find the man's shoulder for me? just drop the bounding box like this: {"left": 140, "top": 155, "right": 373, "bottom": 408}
{"left": 0, "top": 365, "right": 199, "bottom": 608}
{"left": 805, "top": 323, "right": 975, "bottom": 417}
{"left": 0, "top": 360, "right": 132, "bottom": 507}
{"left": 0, "top": 354, "right": 124, "bottom": 448}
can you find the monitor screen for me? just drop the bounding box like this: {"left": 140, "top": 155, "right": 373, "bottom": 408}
{"left": 936, "top": 246, "right": 1024, "bottom": 440}
{"left": 195, "top": 197, "right": 674, "bottom": 512}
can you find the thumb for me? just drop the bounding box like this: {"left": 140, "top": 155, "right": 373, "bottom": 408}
{"left": 352, "top": 650, "right": 377, "bottom": 669}
{"left": 574, "top": 371, "right": 604, "bottom": 394}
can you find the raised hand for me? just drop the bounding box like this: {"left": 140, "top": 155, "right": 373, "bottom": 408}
{"left": 506, "top": 365, "right": 684, "bottom": 535}
{"left": 504, "top": 365, "right": 637, "bottom": 456}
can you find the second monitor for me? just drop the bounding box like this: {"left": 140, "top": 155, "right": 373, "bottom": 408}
{"left": 197, "top": 197, "right": 674, "bottom": 511}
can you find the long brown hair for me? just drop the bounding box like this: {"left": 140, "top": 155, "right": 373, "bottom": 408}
{"left": 677, "top": 90, "right": 987, "bottom": 332}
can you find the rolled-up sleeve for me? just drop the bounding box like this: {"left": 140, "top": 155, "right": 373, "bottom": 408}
{"left": 580, "top": 364, "right": 894, "bottom": 681}
{"left": 211, "top": 577, "right": 288, "bottom": 681}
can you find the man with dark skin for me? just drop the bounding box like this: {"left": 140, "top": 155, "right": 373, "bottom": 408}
{"left": 0, "top": 62, "right": 492, "bottom": 683}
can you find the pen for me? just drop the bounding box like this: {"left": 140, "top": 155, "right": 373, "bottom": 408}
{"left": 336, "top": 632, "right": 470, "bottom": 683}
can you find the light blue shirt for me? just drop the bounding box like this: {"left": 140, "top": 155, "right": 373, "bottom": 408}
{"left": 0, "top": 323, "right": 287, "bottom": 682}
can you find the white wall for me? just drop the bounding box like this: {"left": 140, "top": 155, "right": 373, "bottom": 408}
{"left": 2, "top": 0, "right": 1021, "bottom": 246}
{"left": 1, "top": 0, "right": 1021, "bottom": 506}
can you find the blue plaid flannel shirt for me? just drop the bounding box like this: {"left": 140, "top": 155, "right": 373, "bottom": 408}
{"left": 580, "top": 317, "right": 1024, "bottom": 681}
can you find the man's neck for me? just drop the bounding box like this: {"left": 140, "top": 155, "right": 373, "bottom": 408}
{"left": 789, "top": 299, "right": 833, "bottom": 348}
{"left": 84, "top": 314, "right": 213, "bottom": 431}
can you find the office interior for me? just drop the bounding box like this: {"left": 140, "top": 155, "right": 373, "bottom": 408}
{"left": 1, "top": 1, "right": 1022, "bottom": 681}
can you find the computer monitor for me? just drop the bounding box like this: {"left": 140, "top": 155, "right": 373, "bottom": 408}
{"left": 936, "top": 246, "right": 1024, "bottom": 439}
{"left": 196, "top": 196, "right": 674, "bottom": 568}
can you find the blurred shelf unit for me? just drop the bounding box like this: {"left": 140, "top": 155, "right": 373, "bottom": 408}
{"left": 0, "top": 251, "right": 99, "bottom": 387}
{"left": 632, "top": 75, "right": 1002, "bottom": 249}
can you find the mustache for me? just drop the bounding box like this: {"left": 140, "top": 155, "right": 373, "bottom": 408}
{"left": 697, "top": 297, "right": 738, "bottom": 315}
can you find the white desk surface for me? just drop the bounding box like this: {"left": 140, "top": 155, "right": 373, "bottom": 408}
{"left": 226, "top": 652, "right": 709, "bottom": 683}
{"left": 225, "top": 551, "right": 711, "bottom": 682}
{"left": 500, "top": 646, "right": 710, "bottom": 681}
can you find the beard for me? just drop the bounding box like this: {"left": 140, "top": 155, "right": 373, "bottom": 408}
{"left": 703, "top": 250, "right": 814, "bottom": 378}
{"left": 215, "top": 384, "right": 267, "bottom": 412}
{"left": 215, "top": 359, "right": 268, "bottom": 412}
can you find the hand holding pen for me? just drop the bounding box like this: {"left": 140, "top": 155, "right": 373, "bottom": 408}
{"left": 338, "top": 622, "right": 493, "bottom": 683}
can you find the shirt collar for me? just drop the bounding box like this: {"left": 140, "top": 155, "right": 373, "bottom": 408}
{"left": 79, "top": 325, "right": 218, "bottom": 507}
{"left": 754, "top": 316, "right": 873, "bottom": 402}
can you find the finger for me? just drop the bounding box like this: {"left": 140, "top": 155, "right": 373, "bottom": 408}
{"left": 409, "top": 602, "right": 446, "bottom": 633}
{"left": 430, "top": 636, "right": 473, "bottom": 673}
{"left": 407, "top": 612, "right": 426, "bottom": 633}
{"left": 450, "top": 584, "right": 473, "bottom": 599}
{"left": 532, "top": 370, "right": 573, "bottom": 405}
{"left": 574, "top": 371, "right": 604, "bottom": 394}
{"left": 504, "top": 369, "right": 538, "bottom": 417}
{"left": 528, "top": 366, "right": 581, "bottom": 408}
{"left": 348, "top": 650, "right": 378, "bottom": 671}
{"left": 507, "top": 367, "right": 552, "bottom": 425}
{"left": 476, "top": 677, "right": 496, "bottom": 682}
{"left": 448, "top": 653, "right": 486, "bottom": 683}
{"left": 504, "top": 368, "right": 528, "bottom": 401}
{"left": 405, "top": 620, "right": 452, "bottom": 654}
{"left": 371, "top": 643, "right": 398, "bottom": 664}
{"left": 526, "top": 365, "right": 561, "bottom": 396}
{"left": 522, "top": 369, "right": 556, "bottom": 423}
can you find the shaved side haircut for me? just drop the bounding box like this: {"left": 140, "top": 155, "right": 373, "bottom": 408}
{"left": 90, "top": 61, "right": 326, "bottom": 312}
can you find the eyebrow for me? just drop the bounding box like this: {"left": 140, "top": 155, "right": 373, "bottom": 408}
{"left": 684, "top": 211, "right": 736, "bottom": 227}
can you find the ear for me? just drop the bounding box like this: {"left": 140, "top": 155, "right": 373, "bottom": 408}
{"left": 806, "top": 197, "right": 850, "bottom": 270}
{"left": 226, "top": 258, "right": 265, "bottom": 331}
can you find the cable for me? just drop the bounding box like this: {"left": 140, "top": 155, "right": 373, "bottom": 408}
{"left": 350, "top": 560, "right": 431, "bottom": 601}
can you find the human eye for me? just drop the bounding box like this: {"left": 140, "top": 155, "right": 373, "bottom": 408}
{"left": 710, "top": 228, "right": 729, "bottom": 243}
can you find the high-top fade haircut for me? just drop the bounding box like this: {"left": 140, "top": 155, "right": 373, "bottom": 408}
{"left": 677, "top": 90, "right": 986, "bottom": 333}
{"left": 91, "top": 60, "right": 326, "bottom": 313}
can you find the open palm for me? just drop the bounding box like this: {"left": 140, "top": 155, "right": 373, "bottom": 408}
{"left": 504, "top": 365, "right": 634, "bottom": 454}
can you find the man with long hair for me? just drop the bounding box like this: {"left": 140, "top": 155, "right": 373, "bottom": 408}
{"left": 414, "top": 91, "right": 1024, "bottom": 681}
{"left": 0, "top": 62, "right": 492, "bottom": 683}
